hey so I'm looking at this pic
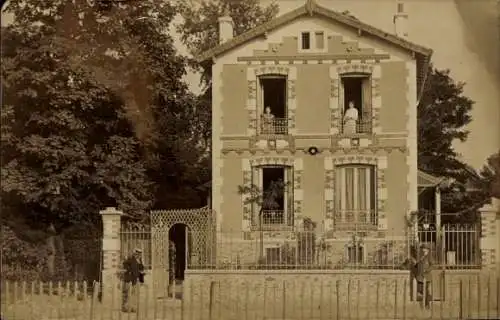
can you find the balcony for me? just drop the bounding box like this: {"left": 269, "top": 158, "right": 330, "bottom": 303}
{"left": 259, "top": 118, "right": 288, "bottom": 136}
{"left": 251, "top": 209, "right": 294, "bottom": 231}
{"left": 341, "top": 119, "right": 372, "bottom": 135}
{"left": 333, "top": 209, "right": 378, "bottom": 230}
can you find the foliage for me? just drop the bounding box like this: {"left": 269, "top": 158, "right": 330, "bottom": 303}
{"left": 418, "top": 66, "right": 497, "bottom": 217}
{"left": 481, "top": 151, "right": 500, "bottom": 199}
{"left": 1, "top": 225, "right": 48, "bottom": 281}
{"left": 176, "top": 0, "right": 279, "bottom": 86}
{"left": 1, "top": 0, "right": 210, "bottom": 247}
{"left": 238, "top": 180, "right": 289, "bottom": 215}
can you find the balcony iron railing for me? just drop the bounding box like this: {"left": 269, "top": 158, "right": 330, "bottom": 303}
{"left": 341, "top": 118, "right": 372, "bottom": 135}
{"left": 333, "top": 209, "right": 378, "bottom": 229}
{"left": 259, "top": 118, "right": 288, "bottom": 135}
{"left": 251, "top": 209, "right": 294, "bottom": 229}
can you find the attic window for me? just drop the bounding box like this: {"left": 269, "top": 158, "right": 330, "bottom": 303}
{"left": 300, "top": 31, "right": 325, "bottom": 51}
{"left": 301, "top": 32, "right": 311, "bottom": 50}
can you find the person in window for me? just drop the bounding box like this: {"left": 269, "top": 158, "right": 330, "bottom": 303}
{"left": 122, "top": 248, "right": 145, "bottom": 312}
{"left": 167, "top": 240, "right": 177, "bottom": 298}
{"left": 413, "top": 243, "right": 433, "bottom": 309}
{"left": 343, "top": 101, "right": 359, "bottom": 134}
{"left": 261, "top": 106, "right": 275, "bottom": 134}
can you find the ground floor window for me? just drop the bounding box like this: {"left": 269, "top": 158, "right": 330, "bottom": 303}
{"left": 335, "top": 164, "right": 377, "bottom": 226}
{"left": 252, "top": 165, "right": 293, "bottom": 228}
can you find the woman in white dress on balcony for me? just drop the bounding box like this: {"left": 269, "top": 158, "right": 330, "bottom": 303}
{"left": 343, "top": 101, "right": 359, "bottom": 135}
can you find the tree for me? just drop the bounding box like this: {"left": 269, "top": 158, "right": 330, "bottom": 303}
{"left": 1, "top": 0, "right": 201, "bottom": 277}
{"left": 238, "top": 180, "right": 288, "bottom": 261}
{"left": 418, "top": 66, "right": 494, "bottom": 218}
{"left": 176, "top": 0, "right": 279, "bottom": 85}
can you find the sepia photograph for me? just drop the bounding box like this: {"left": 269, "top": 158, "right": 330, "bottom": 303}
{"left": 1, "top": 0, "right": 499, "bottom": 319}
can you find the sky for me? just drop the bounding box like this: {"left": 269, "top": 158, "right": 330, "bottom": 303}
{"left": 2, "top": 0, "right": 499, "bottom": 169}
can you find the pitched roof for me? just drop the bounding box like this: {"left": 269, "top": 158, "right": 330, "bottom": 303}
{"left": 195, "top": 0, "right": 433, "bottom": 98}
{"left": 418, "top": 170, "right": 446, "bottom": 188}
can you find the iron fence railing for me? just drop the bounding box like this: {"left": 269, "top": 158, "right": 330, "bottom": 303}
{"left": 186, "top": 230, "right": 411, "bottom": 270}
{"left": 120, "top": 224, "right": 152, "bottom": 269}
{"left": 185, "top": 224, "right": 481, "bottom": 270}
{"left": 416, "top": 224, "right": 481, "bottom": 268}
{"left": 2, "top": 277, "right": 499, "bottom": 319}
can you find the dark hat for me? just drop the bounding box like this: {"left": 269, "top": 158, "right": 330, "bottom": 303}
{"left": 420, "top": 243, "right": 430, "bottom": 249}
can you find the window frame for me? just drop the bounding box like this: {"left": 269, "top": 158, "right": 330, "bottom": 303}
{"left": 257, "top": 74, "right": 289, "bottom": 136}
{"left": 346, "top": 243, "right": 365, "bottom": 264}
{"left": 251, "top": 164, "right": 294, "bottom": 230}
{"left": 339, "top": 73, "right": 373, "bottom": 135}
{"left": 298, "top": 30, "right": 327, "bottom": 53}
{"left": 334, "top": 164, "right": 377, "bottom": 228}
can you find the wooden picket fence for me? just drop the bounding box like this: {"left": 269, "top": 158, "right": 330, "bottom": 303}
{"left": 1, "top": 276, "right": 499, "bottom": 319}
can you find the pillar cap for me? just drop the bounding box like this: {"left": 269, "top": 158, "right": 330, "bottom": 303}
{"left": 100, "top": 207, "right": 123, "bottom": 216}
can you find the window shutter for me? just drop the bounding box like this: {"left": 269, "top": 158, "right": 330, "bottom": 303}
{"left": 285, "top": 166, "right": 294, "bottom": 226}
{"left": 251, "top": 166, "right": 261, "bottom": 226}
{"left": 362, "top": 78, "right": 372, "bottom": 131}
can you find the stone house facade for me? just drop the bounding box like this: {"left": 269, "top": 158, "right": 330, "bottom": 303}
{"left": 195, "top": 0, "right": 437, "bottom": 268}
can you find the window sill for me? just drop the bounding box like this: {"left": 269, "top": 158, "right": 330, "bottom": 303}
{"left": 250, "top": 225, "right": 294, "bottom": 232}
{"left": 256, "top": 133, "right": 290, "bottom": 139}
{"left": 337, "top": 132, "right": 374, "bottom": 138}
{"left": 333, "top": 224, "right": 378, "bottom": 231}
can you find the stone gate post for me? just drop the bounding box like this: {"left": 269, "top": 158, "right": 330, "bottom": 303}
{"left": 100, "top": 207, "right": 123, "bottom": 304}
{"left": 479, "top": 199, "right": 499, "bottom": 273}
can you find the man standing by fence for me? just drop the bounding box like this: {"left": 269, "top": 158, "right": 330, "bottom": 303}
{"left": 122, "top": 248, "right": 145, "bottom": 312}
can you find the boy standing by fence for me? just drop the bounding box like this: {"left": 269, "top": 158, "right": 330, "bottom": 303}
{"left": 414, "top": 243, "right": 433, "bottom": 309}
{"left": 122, "top": 248, "right": 145, "bottom": 312}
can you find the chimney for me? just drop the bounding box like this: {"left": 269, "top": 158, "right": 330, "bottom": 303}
{"left": 218, "top": 15, "right": 234, "bottom": 44}
{"left": 393, "top": 2, "right": 408, "bottom": 37}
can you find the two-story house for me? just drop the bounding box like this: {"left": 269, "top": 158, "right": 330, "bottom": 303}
{"left": 195, "top": 0, "right": 436, "bottom": 267}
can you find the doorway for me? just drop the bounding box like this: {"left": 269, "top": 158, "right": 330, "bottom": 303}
{"left": 168, "top": 223, "right": 191, "bottom": 281}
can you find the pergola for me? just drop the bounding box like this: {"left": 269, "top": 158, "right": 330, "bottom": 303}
{"left": 417, "top": 170, "right": 449, "bottom": 231}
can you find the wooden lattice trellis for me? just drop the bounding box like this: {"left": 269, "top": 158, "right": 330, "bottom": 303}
{"left": 150, "top": 207, "right": 215, "bottom": 271}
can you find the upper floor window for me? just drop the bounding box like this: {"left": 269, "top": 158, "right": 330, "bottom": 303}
{"left": 300, "top": 31, "right": 325, "bottom": 51}
{"left": 258, "top": 75, "right": 288, "bottom": 135}
{"left": 301, "top": 32, "right": 311, "bottom": 50}
{"left": 335, "top": 164, "right": 377, "bottom": 229}
{"left": 341, "top": 74, "right": 372, "bottom": 135}
{"left": 252, "top": 165, "right": 293, "bottom": 229}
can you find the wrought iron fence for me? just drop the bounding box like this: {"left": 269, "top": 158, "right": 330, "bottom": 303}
{"left": 417, "top": 224, "right": 481, "bottom": 268}
{"left": 2, "top": 276, "right": 499, "bottom": 319}
{"left": 185, "top": 224, "right": 481, "bottom": 270}
{"left": 120, "top": 223, "right": 152, "bottom": 269}
{"left": 186, "top": 230, "right": 412, "bottom": 270}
